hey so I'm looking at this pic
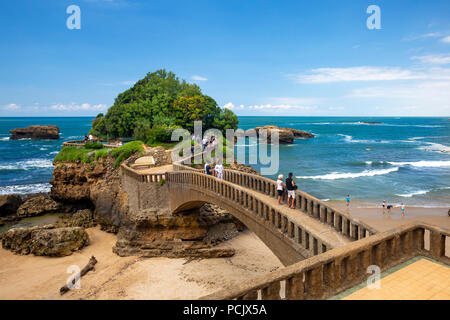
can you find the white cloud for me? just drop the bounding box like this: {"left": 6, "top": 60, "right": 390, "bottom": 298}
{"left": 191, "top": 75, "right": 208, "bottom": 81}
{"left": 248, "top": 104, "right": 315, "bottom": 111}
{"left": 412, "top": 54, "right": 450, "bottom": 65}
{"left": 441, "top": 36, "right": 450, "bottom": 43}
{"left": 222, "top": 102, "right": 244, "bottom": 110}
{"left": 2, "top": 103, "right": 21, "bottom": 111}
{"left": 50, "top": 103, "right": 107, "bottom": 112}
{"left": 293, "top": 67, "right": 422, "bottom": 83}
{"left": 403, "top": 32, "right": 443, "bottom": 41}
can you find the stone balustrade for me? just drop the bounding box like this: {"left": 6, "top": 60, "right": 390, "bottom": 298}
{"left": 200, "top": 223, "right": 450, "bottom": 300}
{"left": 62, "top": 140, "right": 121, "bottom": 148}
{"left": 172, "top": 162, "right": 377, "bottom": 240}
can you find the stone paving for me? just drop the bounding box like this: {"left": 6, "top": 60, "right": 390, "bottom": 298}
{"left": 340, "top": 257, "right": 450, "bottom": 300}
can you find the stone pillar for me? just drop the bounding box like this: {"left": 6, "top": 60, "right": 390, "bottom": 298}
{"left": 241, "top": 290, "right": 258, "bottom": 300}
{"left": 413, "top": 228, "right": 425, "bottom": 252}
{"left": 313, "top": 203, "right": 319, "bottom": 218}
{"left": 319, "top": 206, "right": 326, "bottom": 223}
{"left": 430, "top": 230, "right": 445, "bottom": 259}
{"left": 286, "top": 275, "right": 305, "bottom": 300}
{"left": 323, "top": 261, "right": 338, "bottom": 291}
{"left": 261, "top": 281, "right": 281, "bottom": 300}
{"left": 304, "top": 266, "right": 324, "bottom": 299}
{"left": 301, "top": 197, "right": 307, "bottom": 212}
{"left": 342, "top": 218, "right": 349, "bottom": 237}
{"left": 326, "top": 210, "right": 332, "bottom": 226}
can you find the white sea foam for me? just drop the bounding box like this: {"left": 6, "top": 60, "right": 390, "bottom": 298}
{"left": 0, "top": 183, "right": 51, "bottom": 195}
{"left": 296, "top": 167, "right": 399, "bottom": 180}
{"left": 396, "top": 190, "right": 429, "bottom": 198}
{"left": 420, "top": 142, "right": 450, "bottom": 153}
{"left": 387, "top": 160, "right": 450, "bottom": 168}
{"left": 0, "top": 137, "right": 9, "bottom": 141}
{"left": 50, "top": 151, "right": 59, "bottom": 155}
{"left": 338, "top": 134, "right": 390, "bottom": 144}
{"left": 0, "top": 159, "right": 53, "bottom": 171}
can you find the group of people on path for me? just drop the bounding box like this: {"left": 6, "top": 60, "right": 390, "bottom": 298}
{"left": 276, "top": 173, "right": 297, "bottom": 209}
{"left": 204, "top": 160, "right": 224, "bottom": 179}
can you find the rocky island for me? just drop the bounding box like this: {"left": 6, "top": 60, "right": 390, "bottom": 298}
{"left": 253, "top": 125, "right": 314, "bottom": 144}
{"left": 9, "top": 125, "right": 60, "bottom": 140}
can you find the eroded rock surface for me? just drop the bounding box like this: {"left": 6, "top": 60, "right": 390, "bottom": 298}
{"left": 0, "top": 194, "right": 22, "bottom": 216}
{"left": 16, "top": 195, "right": 61, "bottom": 218}
{"left": 1, "top": 225, "right": 89, "bottom": 256}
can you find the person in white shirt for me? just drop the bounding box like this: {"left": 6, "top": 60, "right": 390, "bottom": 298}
{"left": 276, "top": 174, "right": 286, "bottom": 205}
{"left": 202, "top": 137, "right": 208, "bottom": 150}
{"left": 401, "top": 202, "right": 405, "bottom": 217}
{"left": 214, "top": 161, "right": 224, "bottom": 179}
{"left": 89, "top": 134, "right": 93, "bottom": 141}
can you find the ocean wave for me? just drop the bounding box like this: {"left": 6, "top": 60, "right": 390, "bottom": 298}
{"left": 310, "top": 122, "right": 443, "bottom": 128}
{"left": 338, "top": 134, "right": 390, "bottom": 144}
{"left": 0, "top": 159, "right": 53, "bottom": 171}
{"left": 387, "top": 160, "right": 450, "bottom": 168}
{"left": 396, "top": 190, "right": 429, "bottom": 198}
{"left": 0, "top": 183, "right": 51, "bottom": 195}
{"left": 296, "top": 167, "right": 399, "bottom": 180}
{"left": 419, "top": 142, "right": 450, "bottom": 153}
{"left": 50, "top": 151, "right": 59, "bottom": 155}
{"left": 0, "top": 137, "right": 9, "bottom": 141}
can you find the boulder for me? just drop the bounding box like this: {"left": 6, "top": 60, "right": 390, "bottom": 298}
{"left": 0, "top": 194, "right": 22, "bottom": 216}
{"left": 9, "top": 125, "right": 60, "bottom": 140}
{"left": 56, "top": 209, "right": 97, "bottom": 229}
{"left": 1, "top": 225, "right": 89, "bottom": 256}
{"left": 16, "top": 195, "right": 61, "bottom": 218}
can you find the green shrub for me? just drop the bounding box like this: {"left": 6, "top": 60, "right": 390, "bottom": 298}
{"left": 146, "top": 125, "right": 180, "bottom": 144}
{"left": 94, "top": 149, "right": 108, "bottom": 160}
{"left": 84, "top": 142, "right": 104, "bottom": 149}
{"left": 111, "top": 140, "right": 144, "bottom": 168}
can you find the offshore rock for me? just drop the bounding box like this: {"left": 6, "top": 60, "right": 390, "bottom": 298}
{"left": 9, "top": 125, "right": 60, "bottom": 140}
{"left": 16, "top": 195, "right": 61, "bottom": 218}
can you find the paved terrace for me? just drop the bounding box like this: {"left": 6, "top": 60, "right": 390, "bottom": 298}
{"left": 121, "top": 161, "right": 377, "bottom": 266}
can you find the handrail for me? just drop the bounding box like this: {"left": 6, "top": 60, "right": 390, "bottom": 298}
{"left": 172, "top": 161, "right": 378, "bottom": 239}
{"left": 200, "top": 222, "right": 450, "bottom": 300}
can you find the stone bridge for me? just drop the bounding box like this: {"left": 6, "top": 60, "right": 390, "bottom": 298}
{"left": 121, "top": 162, "right": 377, "bottom": 266}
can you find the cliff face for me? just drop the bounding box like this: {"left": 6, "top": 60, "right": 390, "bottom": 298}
{"left": 50, "top": 156, "right": 241, "bottom": 258}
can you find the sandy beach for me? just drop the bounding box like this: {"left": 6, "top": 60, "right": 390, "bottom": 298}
{"left": 0, "top": 226, "right": 282, "bottom": 300}
{"left": 328, "top": 200, "right": 450, "bottom": 232}
{"left": 1, "top": 202, "right": 448, "bottom": 300}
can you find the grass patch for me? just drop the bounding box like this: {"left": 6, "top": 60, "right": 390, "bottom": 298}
{"left": 54, "top": 146, "right": 95, "bottom": 163}
{"left": 111, "top": 140, "right": 144, "bottom": 168}
{"left": 146, "top": 141, "right": 178, "bottom": 149}
{"left": 55, "top": 141, "right": 144, "bottom": 167}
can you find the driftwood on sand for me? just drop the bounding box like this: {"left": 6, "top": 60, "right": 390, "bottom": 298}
{"left": 60, "top": 256, "right": 98, "bottom": 295}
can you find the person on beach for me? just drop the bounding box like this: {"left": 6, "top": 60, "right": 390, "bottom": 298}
{"left": 277, "top": 174, "right": 286, "bottom": 205}
{"left": 84, "top": 134, "right": 88, "bottom": 142}
{"left": 387, "top": 204, "right": 392, "bottom": 214}
{"left": 346, "top": 194, "right": 350, "bottom": 207}
{"left": 382, "top": 200, "right": 386, "bottom": 214}
{"left": 214, "top": 161, "right": 224, "bottom": 179}
{"left": 401, "top": 202, "right": 406, "bottom": 216}
{"left": 205, "top": 161, "right": 213, "bottom": 175}
{"left": 89, "top": 134, "right": 93, "bottom": 141}
{"left": 285, "top": 173, "right": 296, "bottom": 209}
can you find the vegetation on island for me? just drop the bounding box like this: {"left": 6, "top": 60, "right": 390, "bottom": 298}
{"left": 54, "top": 140, "right": 144, "bottom": 168}
{"left": 90, "top": 69, "right": 239, "bottom": 145}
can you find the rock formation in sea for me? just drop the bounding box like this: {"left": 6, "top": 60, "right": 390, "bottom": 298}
{"left": 252, "top": 125, "right": 314, "bottom": 144}
{"left": 9, "top": 125, "right": 60, "bottom": 140}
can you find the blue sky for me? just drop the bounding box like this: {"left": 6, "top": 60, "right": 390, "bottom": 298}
{"left": 0, "top": 0, "right": 450, "bottom": 117}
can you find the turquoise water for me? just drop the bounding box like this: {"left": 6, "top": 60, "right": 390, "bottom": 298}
{"left": 0, "top": 117, "right": 449, "bottom": 207}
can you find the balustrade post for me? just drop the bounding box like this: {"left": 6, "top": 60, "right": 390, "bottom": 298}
{"left": 286, "top": 275, "right": 305, "bottom": 300}
{"left": 429, "top": 230, "right": 445, "bottom": 259}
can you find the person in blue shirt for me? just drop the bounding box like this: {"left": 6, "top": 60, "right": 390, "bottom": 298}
{"left": 346, "top": 194, "right": 350, "bottom": 207}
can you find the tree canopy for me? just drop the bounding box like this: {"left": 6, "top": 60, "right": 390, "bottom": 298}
{"left": 90, "top": 69, "right": 238, "bottom": 141}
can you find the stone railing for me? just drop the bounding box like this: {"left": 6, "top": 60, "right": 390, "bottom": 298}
{"left": 166, "top": 170, "right": 335, "bottom": 256}
{"left": 200, "top": 223, "right": 450, "bottom": 300}
{"left": 172, "top": 162, "right": 377, "bottom": 240}
{"left": 121, "top": 163, "right": 166, "bottom": 183}
{"left": 121, "top": 163, "right": 337, "bottom": 260}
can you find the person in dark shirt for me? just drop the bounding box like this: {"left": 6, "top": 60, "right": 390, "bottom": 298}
{"left": 205, "top": 162, "right": 213, "bottom": 175}
{"left": 285, "top": 172, "right": 296, "bottom": 209}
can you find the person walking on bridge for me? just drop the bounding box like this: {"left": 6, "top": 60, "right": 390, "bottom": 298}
{"left": 285, "top": 173, "right": 296, "bottom": 209}
{"left": 205, "top": 161, "right": 214, "bottom": 175}
{"left": 215, "top": 161, "right": 224, "bottom": 179}
{"left": 277, "top": 174, "right": 286, "bottom": 205}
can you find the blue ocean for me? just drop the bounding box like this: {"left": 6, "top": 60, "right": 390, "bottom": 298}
{"left": 1, "top": 117, "right": 449, "bottom": 207}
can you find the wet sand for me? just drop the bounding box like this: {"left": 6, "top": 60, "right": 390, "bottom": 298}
{"left": 0, "top": 226, "right": 282, "bottom": 300}
{"left": 328, "top": 200, "right": 450, "bottom": 232}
